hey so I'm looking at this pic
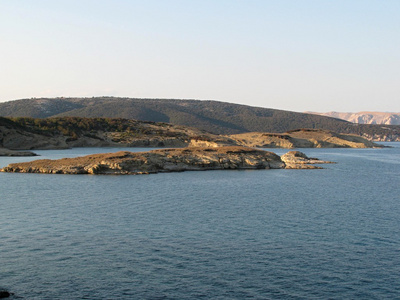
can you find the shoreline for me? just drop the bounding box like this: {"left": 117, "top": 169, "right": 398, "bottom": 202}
{"left": 1, "top": 147, "right": 334, "bottom": 175}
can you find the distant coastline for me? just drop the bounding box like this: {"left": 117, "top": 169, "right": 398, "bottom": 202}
{"left": 0, "top": 116, "right": 384, "bottom": 156}
{"left": 308, "top": 111, "right": 400, "bottom": 125}
{"left": 1, "top": 97, "right": 399, "bottom": 141}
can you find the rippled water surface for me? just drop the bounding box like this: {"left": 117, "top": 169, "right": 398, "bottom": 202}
{"left": 1, "top": 144, "right": 399, "bottom": 299}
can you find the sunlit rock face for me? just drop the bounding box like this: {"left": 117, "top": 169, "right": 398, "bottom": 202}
{"left": 1, "top": 146, "right": 333, "bottom": 175}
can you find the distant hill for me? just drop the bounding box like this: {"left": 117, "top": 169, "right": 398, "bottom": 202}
{"left": 0, "top": 97, "right": 399, "bottom": 141}
{"left": 0, "top": 116, "right": 235, "bottom": 151}
{"left": 0, "top": 117, "right": 384, "bottom": 152}
{"left": 308, "top": 111, "right": 400, "bottom": 125}
{"left": 0, "top": 97, "right": 352, "bottom": 133}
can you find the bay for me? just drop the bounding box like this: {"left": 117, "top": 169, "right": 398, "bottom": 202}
{"left": 1, "top": 144, "right": 399, "bottom": 299}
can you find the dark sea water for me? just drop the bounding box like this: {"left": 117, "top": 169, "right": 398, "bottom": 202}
{"left": 1, "top": 144, "right": 399, "bottom": 299}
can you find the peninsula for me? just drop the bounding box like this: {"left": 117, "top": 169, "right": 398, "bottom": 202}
{"left": 230, "top": 128, "right": 382, "bottom": 148}
{"left": 0, "top": 117, "right": 383, "bottom": 156}
{"left": 1, "top": 146, "right": 334, "bottom": 175}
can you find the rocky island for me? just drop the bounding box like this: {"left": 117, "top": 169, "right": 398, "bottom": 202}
{"left": 1, "top": 146, "right": 334, "bottom": 175}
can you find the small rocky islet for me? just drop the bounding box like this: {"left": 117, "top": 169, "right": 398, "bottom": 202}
{"left": 1, "top": 146, "right": 334, "bottom": 175}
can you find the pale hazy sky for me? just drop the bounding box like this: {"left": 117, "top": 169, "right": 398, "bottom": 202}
{"left": 1, "top": 0, "right": 399, "bottom": 112}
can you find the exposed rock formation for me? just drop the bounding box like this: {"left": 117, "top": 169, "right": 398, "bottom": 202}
{"left": 310, "top": 111, "right": 400, "bottom": 125}
{"left": 281, "top": 151, "right": 335, "bottom": 169}
{"left": 230, "top": 129, "right": 383, "bottom": 148}
{"left": 0, "top": 147, "right": 333, "bottom": 175}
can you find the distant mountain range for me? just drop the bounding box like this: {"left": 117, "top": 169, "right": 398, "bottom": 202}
{"left": 0, "top": 97, "right": 399, "bottom": 141}
{"left": 308, "top": 112, "right": 400, "bottom": 125}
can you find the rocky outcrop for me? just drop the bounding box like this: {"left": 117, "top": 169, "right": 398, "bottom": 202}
{"left": 1, "top": 146, "right": 334, "bottom": 175}
{"left": 281, "top": 151, "right": 335, "bottom": 169}
{"left": 230, "top": 129, "right": 383, "bottom": 148}
{"left": 310, "top": 111, "right": 400, "bottom": 125}
{"left": 359, "top": 132, "right": 400, "bottom": 142}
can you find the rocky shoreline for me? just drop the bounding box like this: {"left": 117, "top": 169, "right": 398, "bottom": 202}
{"left": 0, "top": 147, "right": 37, "bottom": 156}
{"left": 1, "top": 146, "right": 334, "bottom": 175}
{"left": 0, "top": 117, "right": 384, "bottom": 157}
{"left": 230, "top": 129, "right": 384, "bottom": 148}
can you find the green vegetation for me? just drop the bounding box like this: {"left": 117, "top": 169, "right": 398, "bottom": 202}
{"left": 1, "top": 97, "right": 399, "bottom": 139}
{"left": 7, "top": 117, "right": 190, "bottom": 141}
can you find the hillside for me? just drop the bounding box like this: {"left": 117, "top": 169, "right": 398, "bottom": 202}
{"left": 0, "top": 97, "right": 350, "bottom": 133}
{"left": 230, "top": 129, "right": 382, "bottom": 148}
{"left": 0, "top": 116, "right": 235, "bottom": 152}
{"left": 0, "top": 97, "right": 399, "bottom": 141}
{"left": 0, "top": 117, "right": 384, "bottom": 155}
{"left": 309, "top": 111, "right": 400, "bottom": 125}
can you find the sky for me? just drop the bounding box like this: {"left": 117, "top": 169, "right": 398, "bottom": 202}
{"left": 1, "top": 0, "right": 399, "bottom": 112}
